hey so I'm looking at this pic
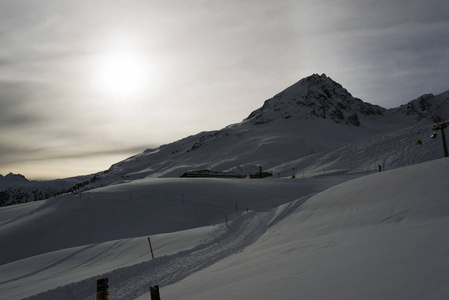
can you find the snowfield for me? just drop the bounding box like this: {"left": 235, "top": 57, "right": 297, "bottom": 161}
{"left": 1, "top": 158, "right": 449, "bottom": 300}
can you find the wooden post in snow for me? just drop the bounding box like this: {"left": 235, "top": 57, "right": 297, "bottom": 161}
{"left": 96, "top": 278, "right": 109, "bottom": 300}
{"left": 150, "top": 285, "right": 161, "bottom": 300}
{"left": 147, "top": 236, "right": 155, "bottom": 259}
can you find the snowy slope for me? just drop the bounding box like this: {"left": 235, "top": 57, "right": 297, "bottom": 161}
{"left": 272, "top": 122, "right": 445, "bottom": 177}
{"left": 157, "top": 158, "right": 449, "bottom": 300}
{"left": 99, "top": 118, "right": 445, "bottom": 184}
{"left": 0, "top": 176, "right": 348, "bottom": 266}
{"left": 0, "top": 226, "right": 211, "bottom": 300}
{"left": 1, "top": 158, "right": 448, "bottom": 300}
{"left": 0, "top": 175, "right": 349, "bottom": 299}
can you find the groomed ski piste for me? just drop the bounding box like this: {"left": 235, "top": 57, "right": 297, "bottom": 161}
{"left": 1, "top": 157, "right": 449, "bottom": 300}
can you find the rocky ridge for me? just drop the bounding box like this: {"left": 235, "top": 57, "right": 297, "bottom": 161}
{"left": 245, "top": 73, "right": 385, "bottom": 126}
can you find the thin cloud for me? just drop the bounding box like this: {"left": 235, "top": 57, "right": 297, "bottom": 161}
{"left": 0, "top": 143, "right": 151, "bottom": 168}
{"left": 0, "top": 81, "right": 46, "bottom": 128}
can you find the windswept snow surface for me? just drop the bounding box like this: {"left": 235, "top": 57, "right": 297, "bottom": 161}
{"left": 160, "top": 158, "right": 449, "bottom": 300}
{"left": 1, "top": 158, "right": 449, "bottom": 299}
{"left": 0, "top": 176, "right": 345, "bottom": 299}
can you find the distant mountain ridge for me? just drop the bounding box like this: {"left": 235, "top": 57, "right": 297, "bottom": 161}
{"left": 246, "top": 73, "right": 448, "bottom": 127}
{"left": 2, "top": 73, "right": 448, "bottom": 205}
{"left": 0, "top": 173, "right": 92, "bottom": 206}
{"left": 0, "top": 172, "right": 28, "bottom": 187}
{"left": 389, "top": 92, "right": 449, "bottom": 122}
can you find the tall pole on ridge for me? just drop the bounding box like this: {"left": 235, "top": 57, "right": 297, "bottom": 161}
{"left": 432, "top": 122, "right": 449, "bottom": 158}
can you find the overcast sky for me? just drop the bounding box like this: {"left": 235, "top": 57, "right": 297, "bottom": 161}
{"left": 1, "top": 0, "right": 448, "bottom": 180}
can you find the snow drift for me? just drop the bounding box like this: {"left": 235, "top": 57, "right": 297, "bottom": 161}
{"left": 1, "top": 158, "right": 448, "bottom": 300}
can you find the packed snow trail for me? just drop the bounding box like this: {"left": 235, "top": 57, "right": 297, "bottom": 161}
{"left": 24, "top": 208, "right": 279, "bottom": 300}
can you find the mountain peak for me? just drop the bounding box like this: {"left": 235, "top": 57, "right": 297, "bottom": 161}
{"left": 2, "top": 172, "right": 28, "bottom": 182}
{"left": 0, "top": 173, "right": 29, "bottom": 195}
{"left": 387, "top": 90, "right": 449, "bottom": 123}
{"left": 245, "top": 73, "right": 385, "bottom": 126}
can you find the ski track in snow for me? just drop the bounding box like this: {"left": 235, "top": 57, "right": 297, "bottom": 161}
{"left": 23, "top": 200, "right": 306, "bottom": 300}
{"left": 268, "top": 194, "right": 312, "bottom": 228}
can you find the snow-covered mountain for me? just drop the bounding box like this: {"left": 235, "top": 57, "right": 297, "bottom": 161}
{"left": 242, "top": 73, "right": 449, "bottom": 128}
{"left": 68, "top": 73, "right": 449, "bottom": 191}
{"left": 0, "top": 173, "right": 28, "bottom": 189}
{"left": 389, "top": 92, "right": 449, "bottom": 122}
{"left": 245, "top": 73, "right": 385, "bottom": 126}
{"left": 0, "top": 173, "right": 91, "bottom": 206}
{"left": 2, "top": 73, "right": 448, "bottom": 202}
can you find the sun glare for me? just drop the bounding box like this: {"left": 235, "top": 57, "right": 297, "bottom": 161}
{"left": 91, "top": 51, "right": 150, "bottom": 99}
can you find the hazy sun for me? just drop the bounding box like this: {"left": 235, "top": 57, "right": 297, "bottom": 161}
{"left": 92, "top": 51, "right": 149, "bottom": 99}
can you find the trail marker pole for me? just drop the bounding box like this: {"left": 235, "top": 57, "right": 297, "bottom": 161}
{"left": 150, "top": 285, "right": 161, "bottom": 300}
{"left": 96, "top": 278, "right": 109, "bottom": 300}
{"left": 147, "top": 236, "right": 155, "bottom": 259}
{"left": 225, "top": 215, "right": 228, "bottom": 227}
